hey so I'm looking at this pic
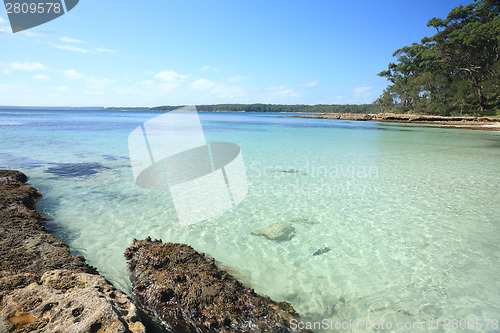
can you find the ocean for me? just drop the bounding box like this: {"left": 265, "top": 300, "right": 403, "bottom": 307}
{"left": 0, "top": 109, "right": 499, "bottom": 332}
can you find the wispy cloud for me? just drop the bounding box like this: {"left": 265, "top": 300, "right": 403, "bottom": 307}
{"left": 56, "top": 86, "right": 70, "bottom": 91}
{"left": 18, "top": 30, "right": 41, "bottom": 36}
{"left": 352, "top": 86, "right": 372, "bottom": 94}
{"left": 96, "top": 47, "right": 115, "bottom": 53}
{"left": 59, "top": 37, "right": 85, "bottom": 44}
{"left": 201, "top": 65, "right": 221, "bottom": 72}
{"left": 266, "top": 85, "right": 301, "bottom": 98}
{"left": 299, "top": 80, "right": 319, "bottom": 88}
{"left": 155, "top": 70, "right": 188, "bottom": 82}
{"left": 33, "top": 74, "right": 51, "bottom": 81}
{"left": 0, "top": 17, "right": 6, "bottom": 24}
{"left": 52, "top": 44, "right": 91, "bottom": 53}
{"left": 64, "top": 69, "right": 85, "bottom": 79}
{"left": 225, "top": 75, "right": 251, "bottom": 83}
{"left": 11, "top": 62, "right": 48, "bottom": 71}
{"left": 190, "top": 78, "right": 216, "bottom": 91}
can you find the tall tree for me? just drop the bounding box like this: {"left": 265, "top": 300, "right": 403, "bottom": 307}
{"left": 377, "top": 0, "right": 500, "bottom": 115}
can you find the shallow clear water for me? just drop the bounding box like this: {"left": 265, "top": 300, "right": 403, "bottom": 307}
{"left": 1, "top": 109, "right": 499, "bottom": 332}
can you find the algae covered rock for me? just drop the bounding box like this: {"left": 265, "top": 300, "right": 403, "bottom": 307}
{"left": 0, "top": 269, "right": 145, "bottom": 333}
{"left": 125, "top": 237, "right": 309, "bottom": 332}
{"left": 251, "top": 221, "right": 295, "bottom": 241}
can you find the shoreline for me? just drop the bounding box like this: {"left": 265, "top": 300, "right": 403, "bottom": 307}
{"left": 0, "top": 170, "right": 147, "bottom": 332}
{"left": 0, "top": 170, "right": 308, "bottom": 332}
{"left": 292, "top": 113, "right": 500, "bottom": 131}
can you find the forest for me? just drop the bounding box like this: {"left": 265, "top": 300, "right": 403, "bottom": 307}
{"left": 150, "top": 104, "right": 380, "bottom": 113}
{"left": 376, "top": 0, "right": 499, "bottom": 116}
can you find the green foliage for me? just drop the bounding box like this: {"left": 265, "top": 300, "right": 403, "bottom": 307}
{"left": 377, "top": 0, "right": 500, "bottom": 115}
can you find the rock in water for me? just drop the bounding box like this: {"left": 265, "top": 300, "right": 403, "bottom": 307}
{"left": 0, "top": 270, "right": 145, "bottom": 333}
{"left": 289, "top": 217, "right": 319, "bottom": 225}
{"left": 313, "top": 247, "right": 331, "bottom": 256}
{"left": 251, "top": 222, "right": 295, "bottom": 241}
{"left": 124, "top": 238, "right": 309, "bottom": 333}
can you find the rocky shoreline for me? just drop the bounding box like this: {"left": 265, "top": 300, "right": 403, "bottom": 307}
{"left": 1, "top": 170, "right": 308, "bottom": 332}
{"left": 0, "top": 170, "right": 146, "bottom": 332}
{"left": 293, "top": 113, "right": 500, "bottom": 130}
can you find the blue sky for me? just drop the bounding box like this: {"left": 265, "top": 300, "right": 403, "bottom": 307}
{"left": 0, "top": 0, "right": 475, "bottom": 107}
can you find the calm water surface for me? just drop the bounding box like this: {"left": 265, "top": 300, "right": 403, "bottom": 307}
{"left": 1, "top": 109, "right": 499, "bottom": 332}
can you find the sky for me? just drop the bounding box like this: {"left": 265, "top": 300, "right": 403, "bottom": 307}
{"left": 0, "top": 0, "right": 476, "bottom": 107}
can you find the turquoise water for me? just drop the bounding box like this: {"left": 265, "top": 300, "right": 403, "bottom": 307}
{"left": 1, "top": 109, "right": 499, "bottom": 332}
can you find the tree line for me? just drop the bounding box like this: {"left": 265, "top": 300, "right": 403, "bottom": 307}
{"left": 376, "top": 0, "right": 499, "bottom": 116}
{"left": 150, "top": 104, "right": 381, "bottom": 113}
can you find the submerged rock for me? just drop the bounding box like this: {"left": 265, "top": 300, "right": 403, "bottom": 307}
{"left": 0, "top": 270, "right": 145, "bottom": 333}
{"left": 251, "top": 222, "right": 295, "bottom": 241}
{"left": 289, "top": 217, "right": 319, "bottom": 225}
{"left": 312, "top": 247, "right": 331, "bottom": 256}
{"left": 0, "top": 170, "right": 146, "bottom": 332}
{"left": 125, "top": 238, "right": 309, "bottom": 332}
{"left": 45, "top": 162, "right": 108, "bottom": 177}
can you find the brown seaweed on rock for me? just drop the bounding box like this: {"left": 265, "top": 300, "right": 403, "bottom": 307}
{"left": 125, "top": 238, "right": 311, "bottom": 333}
{"left": 0, "top": 170, "right": 146, "bottom": 332}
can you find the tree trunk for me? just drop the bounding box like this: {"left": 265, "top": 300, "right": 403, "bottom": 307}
{"left": 470, "top": 74, "right": 486, "bottom": 112}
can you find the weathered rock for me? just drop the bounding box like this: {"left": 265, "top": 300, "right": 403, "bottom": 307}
{"left": 0, "top": 170, "right": 96, "bottom": 302}
{"left": 125, "top": 238, "right": 309, "bottom": 333}
{"left": 0, "top": 270, "right": 145, "bottom": 333}
{"left": 293, "top": 113, "right": 500, "bottom": 127}
{"left": 251, "top": 222, "right": 295, "bottom": 241}
{"left": 0, "top": 170, "right": 146, "bottom": 332}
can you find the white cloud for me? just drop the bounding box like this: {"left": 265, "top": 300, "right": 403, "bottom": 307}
{"left": 11, "top": 62, "right": 47, "bottom": 71}
{"left": 266, "top": 85, "right": 300, "bottom": 98}
{"left": 300, "top": 80, "right": 319, "bottom": 88}
{"left": 52, "top": 44, "right": 91, "bottom": 53}
{"left": 18, "top": 30, "right": 40, "bottom": 36}
{"left": 64, "top": 69, "right": 85, "bottom": 79}
{"left": 201, "top": 65, "right": 221, "bottom": 72}
{"left": 154, "top": 70, "right": 188, "bottom": 83}
{"left": 114, "top": 87, "right": 136, "bottom": 95}
{"left": 0, "top": 17, "right": 6, "bottom": 24}
{"left": 96, "top": 47, "right": 115, "bottom": 53}
{"left": 59, "top": 37, "right": 84, "bottom": 43}
{"left": 352, "top": 86, "right": 373, "bottom": 94}
{"left": 57, "top": 86, "right": 70, "bottom": 91}
{"left": 225, "top": 75, "right": 251, "bottom": 83}
{"left": 0, "top": 26, "right": 11, "bottom": 34}
{"left": 33, "top": 74, "right": 50, "bottom": 81}
{"left": 2, "top": 69, "right": 10, "bottom": 74}
{"left": 151, "top": 71, "right": 189, "bottom": 94}
{"left": 190, "top": 78, "right": 216, "bottom": 91}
